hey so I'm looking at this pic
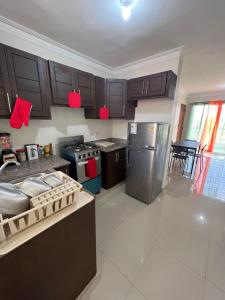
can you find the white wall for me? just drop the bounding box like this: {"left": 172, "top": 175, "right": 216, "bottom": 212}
{"left": 0, "top": 107, "right": 112, "bottom": 154}
{"left": 113, "top": 99, "right": 174, "bottom": 139}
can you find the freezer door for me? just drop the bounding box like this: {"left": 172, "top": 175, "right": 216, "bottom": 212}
{"left": 126, "top": 148, "right": 155, "bottom": 204}
{"left": 128, "top": 122, "right": 158, "bottom": 148}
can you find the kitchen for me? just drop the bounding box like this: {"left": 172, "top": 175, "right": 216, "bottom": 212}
{"left": 0, "top": 0, "right": 225, "bottom": 299}
{"left": 0, "top": 23, "right": 179, "bottom": 299}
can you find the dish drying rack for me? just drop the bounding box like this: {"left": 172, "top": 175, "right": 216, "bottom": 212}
{"left": 0, "top": 171, "right": 82, "bottom": 244}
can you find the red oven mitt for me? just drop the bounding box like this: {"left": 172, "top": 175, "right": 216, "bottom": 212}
{"left": 99, "top": 106, "right": 109, "bottom": 119}
{"left": 68, "top": 91, "right": 81, "bottom": 108}
{"left": 9, "top": 97, "right": 32, "bottom": 129}
{"left": 85, "top": 158, "right": 97, "bottom": 179}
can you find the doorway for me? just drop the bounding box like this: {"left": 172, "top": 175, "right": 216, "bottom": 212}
{"left": 176, "top": 104, "right": 186, "bottom": 141}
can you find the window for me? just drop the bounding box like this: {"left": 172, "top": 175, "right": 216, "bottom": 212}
{"left": 187, "top": 102, "right": 225, "bottom": 154}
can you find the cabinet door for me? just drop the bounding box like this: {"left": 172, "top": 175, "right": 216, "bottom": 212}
{"left": 4, "top": 46, "right": 52, "bottom": 119}
{"left": 0, "top": 44, "right": 11, "bottom": 117}
{"left": 116, "top": 149, "right": 126, "bottom": 182}
{"left": 77, "top": 70, "right": 95, "bottom": 108}
{"left": 145, "top": 72, "right": 167, "bottom": 98}
{"left": 101, "top": 149, "right": 126, "bottom": 189}
{"left": 84, "top": 76, "right": 106, "bottom": 119}
{"left": 128, "top": 77, "right": 145, "bottom": 101}
{"left": 107, "top": 79, "right": 127, "bottom": 118}
{"left": 49, "top": 61, "right": 76, "bottom": 106}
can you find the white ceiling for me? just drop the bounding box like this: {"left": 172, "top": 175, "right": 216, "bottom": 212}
{"left": 0, "top": 0, "right": 225, "bottom": 96}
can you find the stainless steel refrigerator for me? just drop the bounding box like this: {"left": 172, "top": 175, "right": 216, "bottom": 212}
{"left": 126, "top": 122, "right": 169, "bottom": 204}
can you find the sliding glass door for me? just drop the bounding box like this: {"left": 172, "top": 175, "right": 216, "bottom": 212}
{"left": 187, "top": 102, "right": 225, "bottom": 154}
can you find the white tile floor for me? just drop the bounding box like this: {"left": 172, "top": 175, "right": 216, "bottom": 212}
{"left": 81, "top": 162, "right": 225, "bottom": 299}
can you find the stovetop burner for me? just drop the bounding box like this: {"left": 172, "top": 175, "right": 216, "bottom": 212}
{"left": 64, "top": 143, "right": 95, "bottom": 152}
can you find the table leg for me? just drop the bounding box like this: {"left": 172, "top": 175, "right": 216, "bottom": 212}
{"left": 190, "top": 149, "right": 196, "bottom": 175}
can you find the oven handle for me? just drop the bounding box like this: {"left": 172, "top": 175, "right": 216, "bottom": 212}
{"left": 78, "top": 157, "right": 100, "bottom": 166}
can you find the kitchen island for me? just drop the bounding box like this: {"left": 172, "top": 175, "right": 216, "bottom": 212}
{"left": 0, "top": 190, "right": 97, "bottom": 300}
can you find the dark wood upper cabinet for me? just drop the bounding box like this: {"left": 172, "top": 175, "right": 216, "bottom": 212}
{"left": 77, "top": 70, "right": 95, "bottom": 108}
{"left": 49, "top": 62, "right": 95, "bottom": 109}
{"left": 128, "top": 71, "right": 177, "bottom": 101}
{"left": 107, "top": 79, "right": 127, "bottom": 118}
{"left": 145, "top": 72, "right": 167, "bottom": 97}
{"left": 49, "top": 61, "right": 76, "bottom": 106}
{"left": 127, "top": 77, "right": 145, "bottom": 100}
{"left": 85, "top": 77, "right": 136, "bottom": 120}
{"left": 84, "top": 76, "right": 106, "bottom": 119}
{"left": 0, "top": 44, "right": 11, "bottom": 118}
{"left": 4, "top": 46, "right": 52, "bottom": 119}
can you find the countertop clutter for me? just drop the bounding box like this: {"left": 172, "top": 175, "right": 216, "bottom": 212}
{"left": 0, "top": 155, "right": 70, "bottom": 182}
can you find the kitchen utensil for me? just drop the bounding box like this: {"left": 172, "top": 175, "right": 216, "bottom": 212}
{"left": 0, "top": 183, "right": 29, "bottom": 216}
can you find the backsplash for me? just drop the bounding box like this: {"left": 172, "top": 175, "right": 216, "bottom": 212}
{"left": 0, "top": 106, "right": 113, "bottom": 154}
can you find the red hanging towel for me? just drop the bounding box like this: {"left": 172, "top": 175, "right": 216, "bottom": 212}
{"left": 20, "top": 99, "right": 32, "bottom": 127}
{"left": 9, "top": 98, "right": 32, "bottom": 129}
{"left": 68, "top": 91, "right": 81, "bottom": 108}
{"left": 99, "top": 106, "right": 109, "bottom": 119}
{"left": 85, "top": 158, "right": 97, "bottom": 179}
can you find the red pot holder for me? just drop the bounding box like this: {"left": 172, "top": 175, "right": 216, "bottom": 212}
{"left": 99, "top": 106, "right": 109, "bottom": 119}
{"left": 68, "top": 91, "right": 81, "bottom": 108}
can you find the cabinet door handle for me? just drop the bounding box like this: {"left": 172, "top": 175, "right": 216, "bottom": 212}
{"left": 145, "top": 80, "right": 149, "bottom": 95}
{"left": 122, "top": 104, "right": 125, "bottom": 116}
{"left": 6, "top": 93, "right": 11, "bottom": 113}
{"left": 141, "top": 81, "right": 145, "bottom": 95}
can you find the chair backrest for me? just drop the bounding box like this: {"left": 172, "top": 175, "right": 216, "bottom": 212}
{"left": 185, "top": 139, "right": 198, "bottom": 142}
{"left": 172, "top": 145, "right": 188, "bottom": 154}
{"left": 201, "top": 144, "right": 207, "bottom": 151}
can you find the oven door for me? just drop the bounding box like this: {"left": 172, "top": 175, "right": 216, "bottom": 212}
{"left": 76, "top": 156, "right": 101, "bottom": 183}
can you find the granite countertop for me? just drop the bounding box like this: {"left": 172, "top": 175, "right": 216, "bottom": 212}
{"left": 0, "top": 155, "right": 70, "bottom": 183}
{"left": 91, "top": 138, "right": 127, "bottom": 153}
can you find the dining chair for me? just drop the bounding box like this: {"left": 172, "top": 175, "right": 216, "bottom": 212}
{"left": 169, "top": 145, "right": 189, "bottom": 174}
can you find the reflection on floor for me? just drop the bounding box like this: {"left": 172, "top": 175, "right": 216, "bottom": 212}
{"left": 81, "top": 155, "right": 225, "bottom": 300}
{"left": 193, "top": 153, "right": 225, "bottom": 202}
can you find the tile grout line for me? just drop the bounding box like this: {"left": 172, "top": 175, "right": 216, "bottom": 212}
{"left": 201, "top": 199, "right": 214, "bottom": 300}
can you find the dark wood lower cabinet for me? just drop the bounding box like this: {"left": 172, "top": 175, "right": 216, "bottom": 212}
{"left": 0, "top": 200, "right": 96, "bottom": 300}
{"left": 101, "top": 148, "right": 126, "bottom": 189}
{"left": 54, "top": 164, "right": 70, "bottom": 175}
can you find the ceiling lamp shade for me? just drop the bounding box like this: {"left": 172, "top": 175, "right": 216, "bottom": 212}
{"left": 120, "top": 0, "right": 134, "bottom": 20}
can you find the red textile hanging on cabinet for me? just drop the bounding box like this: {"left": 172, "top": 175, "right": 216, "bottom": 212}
{"left": 200, "top": 101, "right": 223, "bottom": 152}
{"left": 9, "top": 97, "right": 32, "bottom": 129}
{"left": 85, "top": 158, "right": 97, "bottom": 179}
{"left": 99, "top": 106, "right": 109, "bottom": 119}
{"left": 68, "top": 91, "right": 81, "bottom": 108}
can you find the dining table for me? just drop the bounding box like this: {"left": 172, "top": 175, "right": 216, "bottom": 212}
{"left": 171, "top": 140, "right": 200, "bottom": 175}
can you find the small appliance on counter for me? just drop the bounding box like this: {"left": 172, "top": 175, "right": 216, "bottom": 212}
{"left": 0, "top": 133, "right": 17, "bottom": 165}
{"left": 126, "top": 122, "right": 169, "bottom": 204}
{"left": 59, "top": 135, "right": 101, "bottom": 194}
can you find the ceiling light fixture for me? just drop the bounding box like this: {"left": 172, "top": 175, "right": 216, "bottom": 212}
{"left": 120, "top": 0, "right": 134, "bottom": 21}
